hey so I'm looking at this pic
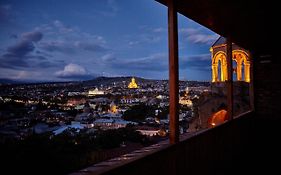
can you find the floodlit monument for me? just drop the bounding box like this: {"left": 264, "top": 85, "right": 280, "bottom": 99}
{"left": 88, "top": 88, "right": 104, "bottom": 96}
{"left": 128, "top": 77, "right": 138, "bottom": 89}
{"left": 189, "top": 37, "right": 251, "bottom": 131}
{"left": 211, "top": 36, "right": 250, "bottom": 82}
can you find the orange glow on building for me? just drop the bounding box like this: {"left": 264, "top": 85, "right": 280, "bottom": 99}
{"left": 208, "top": 109, "right": 228, "bottom": 127}
{"left": 109, "top": 102, "right": 118, "bottom": 113}
{"left": 67, "top": 98, "right": 86, "bottom": 106}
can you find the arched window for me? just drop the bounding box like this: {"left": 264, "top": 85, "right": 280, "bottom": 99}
{"left": 241, "top": 59, "right": 245, "bottom": 81}
{"left": 233, "top": 60, "right": 237, "bottom": 81}
{"left": 212, "top": 52, "right": 227, "bottom": 82}
{"left": 218, "top": 59, "right": 221, "bottom": 81}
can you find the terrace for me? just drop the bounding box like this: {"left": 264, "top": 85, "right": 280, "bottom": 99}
{"left": 70, "top": 0, "right": 279, "bottom": 174}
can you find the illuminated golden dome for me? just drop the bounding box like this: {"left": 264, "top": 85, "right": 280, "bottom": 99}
{"left": 128, "top": 77, "right": 138, "bottom": 89}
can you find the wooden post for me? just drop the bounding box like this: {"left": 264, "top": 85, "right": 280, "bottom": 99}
{"left": 168, "top": 0, "right": 179, "bottom": 144}
{"left": 226, "top": 37, "right": 233, "bottom": 120}
{"left": 249, "top": 52, "right": 255, "bottom": 111}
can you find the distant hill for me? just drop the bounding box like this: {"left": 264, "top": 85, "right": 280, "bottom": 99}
{"left": 82, "top": 76, "right": 156, "bottom": 86}
{"left": 84, "top": 76, "right": 211, "bottom": 87}
{"left": 0, "top": 79, "right": 62, "bottom": 85}
{"left": 0, "top": 79, "right": 24, "bottom": 84}
{"left": 0, "top": 76, "right": 154, "bottom": 86}
{"left": 0, "top": 76, "right": 210, "bottom": 86}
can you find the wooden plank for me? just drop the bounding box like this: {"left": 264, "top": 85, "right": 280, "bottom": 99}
{"left": 249, "top": 52, "right": 255, "bottom": 111}
{"left": 226, "top": 37, "right": 233, "bottom": 120}
{"left": 168, "top": 0, "right": 179, "bottom": 144}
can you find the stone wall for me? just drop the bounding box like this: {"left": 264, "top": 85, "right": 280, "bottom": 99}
{"left": 254, "top": 54, "right": 280, "bottom": 119}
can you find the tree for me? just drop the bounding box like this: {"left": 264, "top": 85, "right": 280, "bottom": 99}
{"left": 122, "top": 103, "right": 154, "bottom": 122}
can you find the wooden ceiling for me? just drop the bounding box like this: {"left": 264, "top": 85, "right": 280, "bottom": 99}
{"left": 156, "top": 0, "right": 278, "bottom": 55}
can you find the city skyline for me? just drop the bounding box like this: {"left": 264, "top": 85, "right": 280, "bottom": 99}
{"left": 0, "top": 0, "right": 218, "bottom": 82}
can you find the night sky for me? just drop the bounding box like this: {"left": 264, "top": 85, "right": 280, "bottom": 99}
{"left": 0, "top": 0, "right": 218, "bottom": 82}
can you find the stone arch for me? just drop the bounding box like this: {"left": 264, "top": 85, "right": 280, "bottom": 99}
{"left": 232, "top": 59, "right": 238, "bottom": 81}
{"left": 232, "top": 50, "right": 250, "bottom": 82}
{"left": 212, "top": 51, "right": 227, "bottom": 82}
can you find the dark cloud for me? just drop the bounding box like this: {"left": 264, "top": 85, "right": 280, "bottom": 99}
{"left": 27, "top": 55, "right": 47, "bottom": 60}
{"left": 30, "top": 55, "right": 64, "bottom": 68}
{"left": 39, "top": 41, "right": 75, "bottom": 53}
{"left": 35, "top": 50, "right": 53, "bottom": 57}
{"left": 21, "top": 31, "right": 43, "bottom": 42}
{"left": 0, "top": 41, "right": 58, "bottom": 70}
{"left": 37, "top": 61, "right": 57, "bottom": 68}
{"left": 0, "top": 30, "right": 46, "bottom": 69}
{"left": 0, "top": 53, "right": 57, "bottom": 69}
{"left": 33, "top": 21, "right": 107, "bottom": 54}
{"left": 7, "top": 40, "right": 35, "bottom": 57}
{"left": 180, "top": 54, "right": 211, "bottom": 71}
{"left": 1, "top": 31, "right": 43, "bottom": 60}
{"left": 0, "top": 53, "right": 29, "bottom": 68}
{"left": 39, "top": 40, "right": 107, "bottom": 54}
{"left": 31, "top": 57, "right": 64, "bottom": 68}
{"left": 104, "top": 53, "right": 212, "bottom": 73}
{"left": 56, "top": 74, "right": 94, "bottom": 80}
{"left": 105, "top": 53, "right": 168, "bottom": 71}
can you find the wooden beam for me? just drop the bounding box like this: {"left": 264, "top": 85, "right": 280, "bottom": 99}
{"left": 168, "top": 0, "right": 179, "bottom": 144}
{"left": 226, "top": 37, "right": 233, "bottom": 120}
{"left": 249, "top": 52, "right": 255, "bottom": 111}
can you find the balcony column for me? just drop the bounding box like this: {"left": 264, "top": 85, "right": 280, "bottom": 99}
{"left": 212, "top": 64, "right": 218, "bottom": 82}
{"left": 226, "top": 37, "right": 233, "bottom": 120}
{"left": 237, "top": 62, "right": 242, "bottom": 81}
{"left": 168, "top": 0, "right": 179, "bottom": 144}
{"left": 244, "top": 62, "right": 250, "bottom": 82}
{"left": 249, "top": 52, "right": 255, "bottom": 110}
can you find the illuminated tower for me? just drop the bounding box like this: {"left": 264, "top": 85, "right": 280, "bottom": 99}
{"left": 211, "top": 36, "right": 251, "bottom": 83}
{"left": 128, "top": 77, "right": 138, "bottom": 88}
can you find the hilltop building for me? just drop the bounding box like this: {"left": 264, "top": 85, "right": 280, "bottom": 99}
{"left": 128, "top": 77, "right": 138, "bottom": 89}
{"left": 88, "top": 88, "right": 104, "bottom": 96}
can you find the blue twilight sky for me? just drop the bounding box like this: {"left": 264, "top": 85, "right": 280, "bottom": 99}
{"left": 0, "top": 0, "right": 219, "bottom": 81}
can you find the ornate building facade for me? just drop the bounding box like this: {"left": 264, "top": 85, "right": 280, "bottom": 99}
{"left": 189, "top": 37, "right": 251, "bottom": 131}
